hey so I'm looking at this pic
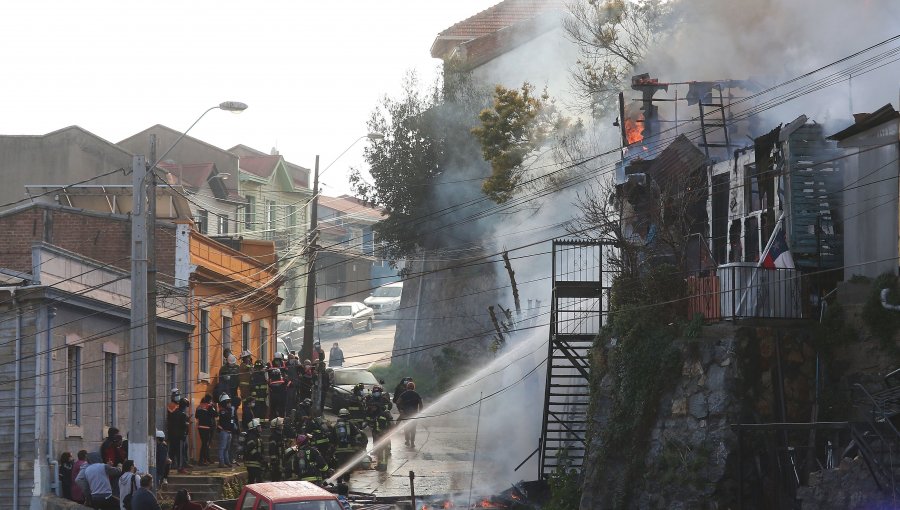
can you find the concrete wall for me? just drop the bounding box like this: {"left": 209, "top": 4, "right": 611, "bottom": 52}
{"left": 0, "top": 127, "right": 134, "bottom": 213}
{"left": 838, "top": 121, "right": 899, "bottom": 280}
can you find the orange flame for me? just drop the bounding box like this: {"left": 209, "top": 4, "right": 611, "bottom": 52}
{"left": 625, "top": 113, "right": 644, "bottom": 145}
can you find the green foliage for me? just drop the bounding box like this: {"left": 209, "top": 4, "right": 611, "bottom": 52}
{"left": 350, "top": 70, "right": 490, "bottom": 264}
{"left": 861, "top": 273, "right": 900, "bottom": 353}
{"left": 653, "top": 438, "right": 711, "bottom": 490}
{"left": 471, "top": 83, "right": 580, "bottom": 204}
{"left": 588, "top": 266, "right": 685, "bottom": 508}
{"left": 544, "top": 464, "right": 583, "bottom": 510}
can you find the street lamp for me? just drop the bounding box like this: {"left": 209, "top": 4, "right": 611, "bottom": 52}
{"left": 301, "top": 132, "right": 384, "bottom": 369}
{"left": 130, "top": 100, "right": 247, "bottom": 474}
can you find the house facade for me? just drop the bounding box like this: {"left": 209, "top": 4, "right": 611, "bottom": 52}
{"left": 0, "top": 243, "right": 192, "bottom": 508}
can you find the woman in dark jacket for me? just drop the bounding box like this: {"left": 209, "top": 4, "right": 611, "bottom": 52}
{"left": 58, "top": 451, "right": 73, "bottom": 500}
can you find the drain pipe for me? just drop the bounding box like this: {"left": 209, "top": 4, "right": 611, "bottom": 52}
{"left": 46, "top": 305, "right": 57, "bottom": 495}
{"left": 11, "top": 290, "right": 21, "bottom": 510}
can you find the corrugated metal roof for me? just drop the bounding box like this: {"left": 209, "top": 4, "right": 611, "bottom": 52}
{"left": 828, "top": 103, "right": 900, "bottom": 141}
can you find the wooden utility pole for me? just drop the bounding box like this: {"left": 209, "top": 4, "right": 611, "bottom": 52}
{"left": 302, "top": 156, "right": 320, "bottom": 361}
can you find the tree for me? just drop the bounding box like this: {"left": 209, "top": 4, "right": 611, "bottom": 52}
{"left": 349, "top": 70, "right": 490, "bottom": 265}
{"left": 565, "top": 0, "right": 668, "bottom": 116}
{"left": 471, "top": 83, "right": 581, "bottom": 204}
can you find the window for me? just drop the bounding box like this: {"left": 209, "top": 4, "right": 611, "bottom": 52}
{"left": 240, "top": 493, "right": 257, "bottom": 510}
{"left": 222, "top": 316, "right": 232, "bottom": 352}
{"left": 104, "top": 352, "right": 116, "bottom": 427}
{"left": 242, "top": 321, "right": 250, "bottom": 352}
{"left": 67, "top": 346, "right": 81, "bottom": 425}
{"left": 350, "top": 227, "right": 363, "bottom": 251}
{"left": 165, "top": 362, "right": 177, "bottom": 398}
{"left": 196, "top": 209, "right": 209, "bottom": 234}
{"left": 286, "top": 205, "right": 297, "bottom": 229}
{"left": 265, "top": 200, "right": 276, "bottom": 240}
{"left": 260, "top": 325, "right": 269, "bottom": 362}
{"left": 245, "top": 195, "right": 256, "bottom": 231}
{"left": 218, "top": 214, "right": 229, "bottom": 235}
{"left": 200, "top": 310, "right": 209, "bottom": 373}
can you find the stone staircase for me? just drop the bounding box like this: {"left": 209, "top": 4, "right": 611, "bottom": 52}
{"left": 158, "top": 468, "right": 246, "bottom": 504}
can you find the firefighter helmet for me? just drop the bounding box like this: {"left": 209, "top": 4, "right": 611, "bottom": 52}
{"left": 254, "top": 359, "right": 265, "bottom": 369}
{"left": 170, "top": 388, "right": 180, "bottom": 401}
{"left": 227, "top": 354, "right": 237, "bottom": 365}
{"left": 338, "top": 408, "right": 350, "bottom": 418}
{"left": 155, "top": 430, "right": 166, "bottom": 439}
{"left": 219, "top": 393, "right": 231, "bottom": 403}
{"left": 241, "top": 350, "right": 252, "bottom": 359}
{"left": 249, "top": 418, "right": 261, "bottom": 430}
{"left": 274, "top": 352, "right": 284, "bottom": 360}
{"left": 271, "top": 417, "right": 283, "bottom": 429}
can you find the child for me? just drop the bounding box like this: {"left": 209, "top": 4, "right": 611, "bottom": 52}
{"left": 155, "top": 430, "right": 171, "bottom": 489}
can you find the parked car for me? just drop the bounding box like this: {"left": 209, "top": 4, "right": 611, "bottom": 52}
{"left": 324, "top": 367, "right": 383, "bottom": 411}
{"left": 363, "top": 281, "right": 403, "bottom": 318}
{"left": 277, "top": 316, "right": 305, "bottom": 344}
{"left": 206, "top": 481, "right": 342, "bottom": 510}
{"left": 316, "top": 302, "right": 374, "bottom": 336}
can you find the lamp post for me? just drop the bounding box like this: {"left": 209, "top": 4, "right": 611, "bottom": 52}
{"left": 131, "top": 100, "right": 247, "bottom": 474}
{"left": 301, "top": 132, "right": 384, "bottom": 366}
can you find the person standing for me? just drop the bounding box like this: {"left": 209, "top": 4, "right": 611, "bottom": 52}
{"left": 59, "top": 452, "right": 74, "bottom": 500}
{"left": 71, "top": 450, "right": 89, "bottom": 503}
{"left": 328, "top": 343, "right": 344, "bottom": 367}
{"left": 117, "top": 460, "right": 138, "bottom": 510}
{"left": 217, "top": 394, "right": 235, "bottom": 467}
{"left": 130, "top": 474, "right": 161, "bottom": 510}
{"left": 74, "top": 452, "right": 121, "bottom": 510}
{"left": 397, "top": 381, "right": 423, "bottom": 448}
{"left": 168, "top": 398, "right": 191, "bottom": 474}
{"left": 154, "top": 431, "right": 170, "bottom": 490}
{"left": 238, "top": 351, "right": 254, "bottom": 399}
{"left": 312, "top": 341, "right": 326, "bottom": 364}
{"left": 243, "top": 418, "right": 265, "bottom": 484}
{"left": 194, "top": 394, "right": 216, "bottom": 465}
{"left": 330, "top": 409, "right": 362, "bottom": 484}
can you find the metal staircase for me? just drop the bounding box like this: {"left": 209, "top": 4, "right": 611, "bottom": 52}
{"left": 850, "top": 382, "right": 900, "bottom": 495}
{"left": 538, "top": 239, "right": 612, "bottom": 479}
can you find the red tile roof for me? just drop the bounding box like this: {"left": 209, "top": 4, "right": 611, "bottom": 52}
{"left": 239, "top": 155, "right": 281, "bottom": 179}
{"left": 432, "top": 0, "right": 565, "bottom": 59}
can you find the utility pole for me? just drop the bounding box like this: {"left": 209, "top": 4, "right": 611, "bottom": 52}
{"left": 147, "top": 135, "right": 158, "bottom": 438}
{"left": 301, "top": 155, "right": 320, "bottom": 361}
{"left": 129, "top": 155, "right": 150, "bottom": 473}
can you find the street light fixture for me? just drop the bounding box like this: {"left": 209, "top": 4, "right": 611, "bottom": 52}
{"left": 130, "top": 100, "right": 247, "bottom": 474}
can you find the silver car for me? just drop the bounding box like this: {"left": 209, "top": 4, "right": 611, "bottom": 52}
{"left": 316, "top": 302, "right": 374, "bottom": 336}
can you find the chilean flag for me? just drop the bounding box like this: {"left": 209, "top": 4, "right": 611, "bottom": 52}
{"left": 760, "top": 214, "right": 795, "bottom": 269}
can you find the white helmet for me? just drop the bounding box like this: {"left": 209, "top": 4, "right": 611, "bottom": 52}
{"left": 170, "top": 388, "right": 180, "bottom": 401}
{"left": 241, "top": 350, "right": 252, "bottom": 359}
{"left": 227, "top": 354, "right": 237, "bottom": 365}
{"left": 270, "top": 417, "right": 283, "bottom": 428}
{"left": 155, "top": 430, "right": 166, "bottom": 439}
{"left": 219, "top": 393, "right": 231, "bottom": 403}
{"left": 274, "top": 352, "right": 284, "bottom": 360}
{"left": 249, "top": 418, "right": 262, "bottom": 430}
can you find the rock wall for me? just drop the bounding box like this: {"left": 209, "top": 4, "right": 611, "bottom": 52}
{"left": 796, "top": 456, "right": 896, "bottom": 510}
{"left": 581, "top": 322, "right": 825, "bottom": 509}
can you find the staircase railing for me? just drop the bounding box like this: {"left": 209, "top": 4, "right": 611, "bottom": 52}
{"left": 852, "top": 382, "right": 900, "bottom": 495}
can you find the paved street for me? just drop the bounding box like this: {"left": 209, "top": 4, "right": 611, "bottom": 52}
{"left": 321, "top": 319, "right": 397, "bottom": 369}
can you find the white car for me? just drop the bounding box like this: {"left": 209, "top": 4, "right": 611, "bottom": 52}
{"left": 316, "top": 302, "right": 374, "bottom": 336}
{"left": 363, "top": 281, "right": 403, "bottom": 318}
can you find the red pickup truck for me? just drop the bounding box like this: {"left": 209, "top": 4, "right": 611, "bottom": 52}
{"left": 207, "top": 481, "right": 344, "bottom": 510}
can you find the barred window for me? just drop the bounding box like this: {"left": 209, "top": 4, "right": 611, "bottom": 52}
{"left": 67, "top": 346, "right": 81, "bottom": 425}
{"left": 200, "top": 310, "right": 209, "bottom": 373}
{"left": 104, "top": 352, "right": 116, "bottom": 427}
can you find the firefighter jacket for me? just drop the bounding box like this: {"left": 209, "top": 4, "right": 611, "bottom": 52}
{"left": 269, "top": 377, "right": 289, "bottom": 403}
{"left": 331, "top": 419, "right": 362, "bottom": 453}
{"left": 368, "top": 409, "right": 393, "bottom": 435}
{"left": 243, "top": 431, "right": 264, "bottom": 469}
{"left": 267, "top": 432, "right": 286, "bottom": 478}
{"left": 292, "top": 446, "right": 330, "bottom": 482}
{"left": 219, "top": 363, "right": 240, "bottom": 395}
{"left": 251, "top": 370, "right": 269, "bottom": 401}
{"left": 239, "top": 362, "right": 253, "bottom": 396}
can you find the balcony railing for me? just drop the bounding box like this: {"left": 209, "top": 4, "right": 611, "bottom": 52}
{"left": 688, "top": 263, "right": 804, "bottom": 321}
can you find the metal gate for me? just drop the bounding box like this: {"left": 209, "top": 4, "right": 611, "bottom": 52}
{"left": 538, "top": 239, "right": 613, "bottom": 479}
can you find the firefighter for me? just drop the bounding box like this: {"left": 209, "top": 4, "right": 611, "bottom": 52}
{"left": 292, "top": 434, "right": 330, "bottom": 485}
{"left": 331, "top": 409, "right": 362, "bottom": 483}
{"left": 268, "top": 418, "right": 286, "bottom": 481}
{"left": 347, "top": 383, "right": 368, "bottom": 431}
{"left": 304, "top": 415, "right": 334, "bottom": 464}
{"left": 269, "top": 367, "right": 289, "bottom": 418}
{"left": 243, "top": 418, "right": 265, "bottom": 483}
{"left": 251, "top": 360, "right": 269, "bottom": 419}
{"left": 218, "top": 354, "right": 240, "bottom": 403}
{"left": 217, "top": 394, "right": 236, "bottom": 468}
{"left": 366, "top": 385, "right": 394, "bottom": 467}
{"left": 272, "top": 351, "right": 285, "bottom": 369}
{"left": 238, "top": 350, "right": 253, "bottom": 399}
